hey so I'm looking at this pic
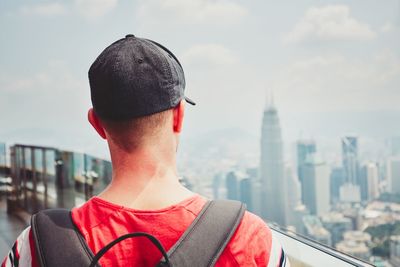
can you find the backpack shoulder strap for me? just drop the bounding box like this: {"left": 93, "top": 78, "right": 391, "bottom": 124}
{"left": 31, "top": 209, "right": 98, "bottom": 267}
{"left": 158, "top": 199, "right": 246, "bottom": 267}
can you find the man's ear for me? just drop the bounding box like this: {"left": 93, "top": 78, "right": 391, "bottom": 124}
{"left": 88, "top": 108, "right": 107, "bottom": 139}
{"left": 173, "top": 100, "right": 185, "bottom": 133}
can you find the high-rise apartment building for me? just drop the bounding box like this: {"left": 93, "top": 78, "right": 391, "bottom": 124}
{"left": 259, "top": 102, "right": 287, "bottom": 226}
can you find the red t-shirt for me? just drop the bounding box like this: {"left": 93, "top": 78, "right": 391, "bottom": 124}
{"left": 72, "top": 195, "right": 279, "bottom": 266}
{"left": 2, "top": 194, "right": 288, "bottom": 267}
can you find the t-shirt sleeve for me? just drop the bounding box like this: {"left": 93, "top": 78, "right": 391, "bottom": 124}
{"left": 1, "top": 227, "right": 38, "bottom": 267}
{"left": 267, "top": 230, "right": 291, "bottom": 267}
{"left": 224, "top": 211, "right": 290, "bottom": 266}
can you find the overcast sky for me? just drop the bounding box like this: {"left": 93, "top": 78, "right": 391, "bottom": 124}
{"left": 0, "top": 0, "right": 399, "bottom": 158}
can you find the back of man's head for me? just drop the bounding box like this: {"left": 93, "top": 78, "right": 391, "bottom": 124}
{"left": 88, "top": 35, "right": 194, "bottom": 151}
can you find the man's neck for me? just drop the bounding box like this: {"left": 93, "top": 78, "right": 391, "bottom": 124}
{"left": 98, "top": 145, "right": 194, "bottom": 210}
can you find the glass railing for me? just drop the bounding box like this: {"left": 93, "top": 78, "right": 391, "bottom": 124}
{"left": 271, "top": 226, "right": 375, "bottom": 267}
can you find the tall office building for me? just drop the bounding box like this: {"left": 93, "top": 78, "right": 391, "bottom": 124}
{"left": 226, "top": 172, "right": 239, "bottom": 200}
{"left": 285, "top": 165, "right": 301, "bottom": 209}
{"left": 387, "top": 157, "right": 400, "bottom": 194}
{"left": 300, "top": 156, "right": 330, "bottom": 216}
{"left": 239, "top": 178, "right": 252, "bottom": 211}
{"left": 297, "top": 140, "right": 316, "bottom": 205}
{"left": 285, "top": 165, "right": 304, "bottom": 227}
{"left": 342, "top": 136, "right": 359, "bottom": 185}
{"left": 367, "top": 163, "right": 380, "bottom": 200}
{"left": 259, "top": 102, "right": 287, "bottom": 226}
{"left": 341, "top": 136, "right": 361, "bottom": 203}
{"left": 297, "top": 141, "right": 316, "bottom": 177}
{"left": 246, "top": 168, "right": 260, "bottom": 214}
{"left": 212, "top": 173, "right": 223, "bottom": 199}
{"left": 330, "top": 167, "right": 346, "bottom": 204}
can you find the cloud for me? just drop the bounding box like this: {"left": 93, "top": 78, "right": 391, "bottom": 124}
{"left": 17, "top": 1, "right": 117, "bottom": 19}
{"left": 74, "top": 0, "right": 117, "bottom": 20}
{"left": 0, "top": 61, "right": 75, "bottom": 93}
{"left": 270, "top": 51, "right": 400, "bottom": 112}
{"left": 181, "top": 44, "right": 238, "bottom": 68}
{"left": 381, "top": 22, "right": 395, "bottom": 33}
{"left": 136, "top": 0, "right": 247, "bottom": 26}
{"left": 284, "top": 5, "right": 376, "bottom": 44}
{"left": 19, "top": 3, "right": 67, "bottom": 16}
{"left": 0, "top": 61, "right": 104, "bottom": 154}
{"left": 0, "top": 61, "right": 89, "bottom": 125}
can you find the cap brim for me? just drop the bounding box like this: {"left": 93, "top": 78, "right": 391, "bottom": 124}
{"left": 185, "top": 96, "right": 196, "bottom": 105}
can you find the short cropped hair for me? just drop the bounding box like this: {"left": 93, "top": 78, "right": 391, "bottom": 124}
{"left": 101, "top": 109, "right": 172, "bottom": 152}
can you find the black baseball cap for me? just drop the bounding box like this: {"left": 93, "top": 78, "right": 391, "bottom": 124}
{"left": 89, "top": 34, "right": 195, "bottom": 121}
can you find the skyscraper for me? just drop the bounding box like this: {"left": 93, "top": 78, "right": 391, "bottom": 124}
{"left": 226, "top": 171, "right": 239, "bottom": 201}
{"left": 330, "top": 167, "right": 346, "bottom": 204}
{"left": 387, "top": 157, "right": 400, "bottom": 194}
{"left": 300, "top": 157, "right": 330, "bottom": 216}
{"left": 360, "top": 162, "right": 379, "bottom": 201}
{"left": 342, "top": 136, "right": 359, "bottom": 185}
{"left": 259, "top": 102, "right": 287, "bottom": 226}
{"left": 284, "top": 165, "right": 303, "bottom": 227}
{"left": 341, "top": 136, "right": 361, "bottom": 203}
{"left": 297, "top": 140, "right": 316, "bottom": 177}
{"left": 366, "top": 163, "right": 379, "bottom": 200}
{"left": 212, "top": 173, "right": 222, "bottom": 199}
{"left": 239, "top": 178, "right": 252, "bottom": 211}
{"left": 297, "top": 140, "right": 316, "bottom": 204}
{"left": 285, "top": 165, "right": 301, "bottom": 210}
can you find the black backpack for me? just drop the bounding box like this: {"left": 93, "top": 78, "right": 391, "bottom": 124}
{"left": 31, "top": 199, "right": 246, "bottom": 267}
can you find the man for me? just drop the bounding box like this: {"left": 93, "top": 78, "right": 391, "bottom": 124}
{"left": 2, "top": 35, "right": 289, "bottom": 266}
